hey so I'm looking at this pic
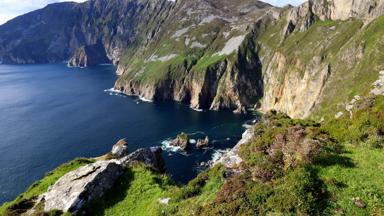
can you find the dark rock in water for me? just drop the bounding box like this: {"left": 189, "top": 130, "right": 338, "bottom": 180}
{"left": 67, "top": 42, "right": 110, "bottom": 68}
{"left": 43, "top": 160, "right": 124, "bottom": 213}
{"left": 111, "top": 139, "right": 128, "bottom": 158}
{"left": 120, "top": 147, "right": 165, "bottom": 172}
{"left": 196, "top": 136, "right": 210, "bottom": 149}
{"left": 170, "top": 133, "right": 189, "bottom": 150}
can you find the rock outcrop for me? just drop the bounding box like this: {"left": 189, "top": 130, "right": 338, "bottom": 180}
{"left": 67, "top": 42, "right": 110, "bottom": 67}
{"left": 40, "top": 146, "right": 165, "bottom": 214}
{"left": 170, "top": 133, "right": 189, "bottom": 150}
{"left": 120, "top": 147, "right": 165, "bottom": 172}
{"left": 111, "top": 139, "right": 129, "bottom": 158}
{"left": 43, "top": 160, "right": 124, "bottom": 213}
{"left": 215, "top": 128, "right": 254, "bottom": 169}
{"left": 196, "top": 136, "right": 210, "bottom": 149}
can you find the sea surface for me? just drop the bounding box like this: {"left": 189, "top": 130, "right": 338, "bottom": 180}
{"left": 0, "top": 64, "right": 252, "bottom": 205}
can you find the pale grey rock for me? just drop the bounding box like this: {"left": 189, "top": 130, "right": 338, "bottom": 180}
{"left": 371, "top": 71, "right": 384, "bottom": 96}
{"left": 41, "top": 147, "right": 165, "bottom": 214}
{"left": 159, "top": 197, "right": 171, "bottom": 205}
{"left": 335, "top": 111, "right": 344, "bottom": 119}
{"left": 215, "top": 128, "right": 254, "bottom": 169}
{"left": 111, "top": 139, "right": 129, "bottom": 158}
{"left": 43, "top": 160, "right": 124, "bottom": 213}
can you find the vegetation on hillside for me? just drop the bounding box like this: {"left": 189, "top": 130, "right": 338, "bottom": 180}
{"left": 1, "top": 97, "right": 383, "bottom": 215}
{"left": 0, "top": 158, "right": 94, "bottom": 216}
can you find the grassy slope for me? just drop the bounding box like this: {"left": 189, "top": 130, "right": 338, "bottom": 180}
{"left": 82, "top": 166, "right": 173, "bottom": 216}
{"left": 0, "top": 158, "right": 94, "bottom": 215}
{"left": 319, "top": 95, "right": 384, "bottom": 215}
{"left": 82, "top": 165, "right": 225, "bottom": 216}
{"left": 117, "top": 16, "right": 243, "bottom": 86}
{"left": 318, "top": 145, "right": 384, "bottom": 215}
{"left": 1, "top": 96, "right": 382, "bottom": 215}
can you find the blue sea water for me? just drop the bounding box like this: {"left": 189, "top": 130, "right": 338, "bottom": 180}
{"left": 0, "top": 64, "right": 251, "bottom": 205}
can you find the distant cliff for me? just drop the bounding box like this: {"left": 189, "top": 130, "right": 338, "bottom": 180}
{"left": 67, "top": 42, "right": 110, "bottom": 67}
{"left": 1, "top": 0, "right": 384, "bottom": 118}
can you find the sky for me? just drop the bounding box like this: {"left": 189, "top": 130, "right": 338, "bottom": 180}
{"left": 0, "top": 0, "right": 306, "bottom": 25}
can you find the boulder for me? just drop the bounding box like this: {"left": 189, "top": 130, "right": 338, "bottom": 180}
{"left": 352, "top": 197, "right": 366, "bottom": 208}
{"left": 111, "top": 139, "right": 128, "bottom": 158}
{"left": 119, "top": 147, "right": 165, "bottom": 172}
{"left": 42, "top": 147, "right": 165, "bottom": 214}
{"left": 196, "top": 136, "right": 210, "bottom": 149}
{"left": 170, "top": 133, "right": 189, "bottom": 150}
{"left": 43, "top": 160, "right": 124, "bottom": 213}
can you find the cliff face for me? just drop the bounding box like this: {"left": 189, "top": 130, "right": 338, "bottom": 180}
{"left": 256, "top": 0, "right": 384, "bottom": 118}
{"left": 1, "top": 0, "right": 383, "bottom": 117}
{"left": 68, "top": 42, "right": 110, "bottom": 67}
{"left": 114, "top": 0, "right": 275, "bottom": 112}
{"left": 0, "top": 0, "right": 175, "bottom": 65}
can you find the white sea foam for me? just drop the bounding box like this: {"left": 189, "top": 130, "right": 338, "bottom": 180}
{"left": 104, "top": 87, "right": 123, "bottom": 94}
{"left": 161, "top": 139, "right": 181, "bottom": 152}
{"left": 138, "top": 96, "right": 153, "bottom": 103}
{"left": 190, "top": 106, "right": 203, "bottom": 112}
{"left": 210, "top": 149, "right": 231, "bottom": 164}
{"left": 242, "top": 123, "right": 252, "bottom": 129}
{"left": 104, "top": 88, "right": 153, "bottom": 102}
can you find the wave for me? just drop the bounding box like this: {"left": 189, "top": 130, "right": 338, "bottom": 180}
{"left": 210, "top": 149, "right": 231, "bottom": 165}
{"left": 161, "top": 139, "right": 181, "bottom": 152}
{"left": 104, "top": 87, "right": 123, "bottom": 94}
{"left": 104, "top": 88, "right": 153, "bottom": 102}
{"left": 161, "top": 139, "right": 190, "bottom": 156}
{"left": 190, "top": 106, "right": 203, "bottom": 112}
{"left": 138, "top": 96, "right": 153, "bottom": 103}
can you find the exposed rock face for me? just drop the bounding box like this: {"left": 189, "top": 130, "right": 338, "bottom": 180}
{"left": 43, "top": 160, "right": 124, "bottom": 213}
{"left": 1, "top": 0, "right": 384, "bottom": 117}
{"left": 68, "top": 42, "right": 110, "bottom": 67}
{"left": 371, "top": 71, "right": 384, "bottom": 96}
{"left": 216, "top": 128, "right": 254, "bottom": 169}
{"left": 40, "top": 146, "right": 164, "bottom": 214}
{"left": 260, "top": 53, "right": 331, "bottom": 118}
{"left": 0, "top": 0, "right": 176, "bottom": 64}
{"left": 170, "top": 133, "right": 189, "bottom": 150}
{"left": 310, "top": 0, "right": 384, "bottom": 22}
{"left": 111, "top": 139, "right": 129, "bottom": 158}
{"left": 196, "top": 136, "right": 210, "bottom": 149}
{"left": 120, "top": 147, "right": 165, "bottom": 172}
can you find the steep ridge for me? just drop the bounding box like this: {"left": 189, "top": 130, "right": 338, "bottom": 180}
{"left": 0, "top": 0, "right": 384, "bottom": 117}
{"left": 114, "top": 0, "right": 277, "bottom": 112}
{"left": 257, "top": 0, "right": 384, "bottom": 118}
{"left": 0, "top": 0, "right": 176, "bottom": 64}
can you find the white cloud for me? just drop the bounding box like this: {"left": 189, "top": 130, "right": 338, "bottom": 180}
{"left": 0, "top": 0, "right": 87, "bottom": 25}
